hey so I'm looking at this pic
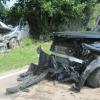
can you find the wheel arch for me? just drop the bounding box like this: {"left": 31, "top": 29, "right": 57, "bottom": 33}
{"left": 74, "top": 57, "right": 100, "bottom": 91}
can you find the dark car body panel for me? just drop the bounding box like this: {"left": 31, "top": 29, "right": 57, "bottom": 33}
{"left": 53, "top": 31, "right": 100, "bottom": 39}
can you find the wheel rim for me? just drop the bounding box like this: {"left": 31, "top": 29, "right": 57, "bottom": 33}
{"left": 9, "top": 38, "right": 19, "bottom": 49}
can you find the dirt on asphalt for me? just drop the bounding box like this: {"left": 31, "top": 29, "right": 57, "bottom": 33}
{"left": 0, "top": 68, "right": 100, "bottom": 100}
{"left": 0, "top": 80, "right": 100, "bottom": 100}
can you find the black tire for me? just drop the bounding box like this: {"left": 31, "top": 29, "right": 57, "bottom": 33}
{"left": 9, "top": 38, "right": 19, "bottom": 49}
{"left": 87, "top": 68, "right": 100, "bottom": 88}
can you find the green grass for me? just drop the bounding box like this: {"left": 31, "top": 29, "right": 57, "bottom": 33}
{"left": 0, "top": 38, "right": 51, "bottom": 72}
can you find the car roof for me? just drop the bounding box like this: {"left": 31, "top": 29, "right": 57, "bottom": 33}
{"left": 53, "top": 31, "right": 100, "bottom": 39}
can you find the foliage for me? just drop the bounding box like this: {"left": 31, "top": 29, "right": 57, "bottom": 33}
{"left": 0, "top": 0, "right": 8, "bottom": 21}
{"left": 25, "top": 0, "right": 95, "bottom": 36}
{"left": 0, "top": 0, "right": 97, "bottom": 38}
{"left": 88, "top": 3, "right": 100, "bottom": 27}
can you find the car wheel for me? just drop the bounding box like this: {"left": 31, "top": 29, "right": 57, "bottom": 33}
{"left": 87, "top": 68, "right": 100, "bottom": 88}
{"left": 9, "top": 38, "right": 19, "bottom": 49}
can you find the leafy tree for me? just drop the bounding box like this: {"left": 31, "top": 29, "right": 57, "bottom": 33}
{"left": 0, "top": 0, "right": 97, "bottom": 38}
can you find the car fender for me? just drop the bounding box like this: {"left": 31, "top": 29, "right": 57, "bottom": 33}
{"left": 74, "top": 57, "right": 100, "bottom": 91}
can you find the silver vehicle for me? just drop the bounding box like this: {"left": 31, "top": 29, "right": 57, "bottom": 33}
{"left": 0, "top": 19, "right": 29, "bottom": 52}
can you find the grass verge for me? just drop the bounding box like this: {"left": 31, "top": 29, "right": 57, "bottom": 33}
{"left": 0, "top": 38, "right": 51, "bottom": 72}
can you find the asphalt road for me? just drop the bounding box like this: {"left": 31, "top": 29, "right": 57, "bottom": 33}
{"left": 0, "top": 68, "right": 100, "bottom": 100}
{"left": 0, "top": 69, "right": 27, "bottom": 100}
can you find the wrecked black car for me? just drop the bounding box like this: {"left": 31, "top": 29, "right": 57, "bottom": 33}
{"left": 6, "top": 31, "right": 100, "bottom": 94}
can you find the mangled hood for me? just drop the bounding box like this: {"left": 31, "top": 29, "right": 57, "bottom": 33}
{"left": 0, "top": 21, "right": 16, "bottom": 34}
